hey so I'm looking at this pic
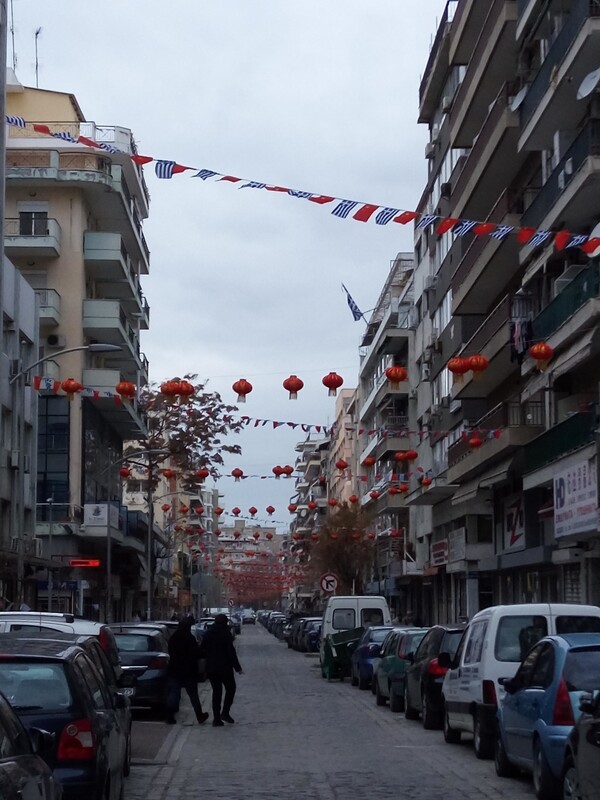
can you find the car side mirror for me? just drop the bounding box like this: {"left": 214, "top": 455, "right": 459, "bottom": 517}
{"left": 29, "top": 728, "right": 55, "bottom": 755}
{"left": 113, "top": 691, "right": 128, "bottom": 710}
{"left": 437, "top": 652, "right": 451, "bottom": 669}
{"left": 500, "top": 678, "right": 517, "bottom": 694}
{"left": 579, "top": 693, "right": 595, "bottom": 715}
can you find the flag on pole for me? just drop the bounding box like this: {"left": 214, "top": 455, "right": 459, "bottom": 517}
{"left": 342, "top": 284, "right": 364, "bottom": 321}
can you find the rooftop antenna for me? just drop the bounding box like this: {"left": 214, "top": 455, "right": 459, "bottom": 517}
{"left": 9, "top": 0, "right": 16, "bottom": 71}
{"left": 34, "top": 26, "right": 41, "bottom": 87}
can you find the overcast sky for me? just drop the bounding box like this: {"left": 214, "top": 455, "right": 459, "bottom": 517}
{"left": 13, "top": 0, "right": 447, "bottom": 530}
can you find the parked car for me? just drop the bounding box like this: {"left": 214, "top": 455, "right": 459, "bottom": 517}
{"left": 230, "top": 614, "right": 242, "bottom": 635}
{"left": 299, "top": 620, "right": 322, "bottom": 653}
{"left": 350, "top": 626, "right": 395, "bottom": 690}
{"left": 267, "top": 614, "right": 286, "bottom": 634}
{"left": 375, "top": 628, "right": 429, "bottom": 711}
{"left": 404, "top": 624, "right": 465, "bottom": 729}
{"left": 271, "top": 617, "right": 288, "bottom": 641}
{"left": 441, "top": 603, "right": 600, "bottom": 759}
{"left": 563, "top": 689, "right": 600, "bottom": 800}
{"left": 306, "top": 622, "right": 322, "bottom": 654}
{"left": 0, "top": 637, "right": 129, "bottom": 800}
{"left": 136, "top": 621, "right": 179, "bottom": 640}
{"left": 112, "top": 629, "right": 170, "bottom": 714}
{"left": 294, "top": 618, "right": 321, "bottom": 651}
{"left": 319, "top": 596, "right": 391, "bottom": 662}
{"left": 282, "top": 621, "right": 293, "bottom": 643}
{"left": 494, "top": 634, "right": 600, "bottom": 799}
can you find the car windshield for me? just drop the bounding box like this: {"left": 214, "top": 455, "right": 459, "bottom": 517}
{"left": 114, "top": 634, "right": 156, "bottom": 652}
{"left": 564, "top": 647, "right": 600, "bottom": 693}
{"left": 0, "top": 662, "right": 72, "bottom": 710}
{"left": 442, "top": 631, "right": 463, "bottom": 658}
{"left": 495, "top": 615, "right": 549, "bottom": 662}
{"left": 371, "top": 628, "right": 392, "bottom": 643}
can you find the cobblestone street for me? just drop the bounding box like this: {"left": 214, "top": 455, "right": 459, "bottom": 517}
{"left": 127, "top": 625, "right": 535, "bottom": 800}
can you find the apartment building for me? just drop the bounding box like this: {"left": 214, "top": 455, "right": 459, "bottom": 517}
{"left": 407, "top": 0, "right": 600, "bottom": 622}
{"left": 326, "top": 388, "right": 357, "bottom": 504}
{"left": 5, "top": 75, "right": 151, "bottom": 615}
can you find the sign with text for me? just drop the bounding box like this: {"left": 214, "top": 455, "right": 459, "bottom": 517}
{"left": 503, "top": 494, "right": 525, "bottom": 552}
{"left": 448, "top": 528, "right": 466, "bottom": 562}
{"left": 84, "top": 503, "right": 119, "bottom": 529}
{"left": 430, "top": 539, "right": 448, "bottom": 566}
{"left": 554, "top": 457, "right": 597, "bottom": 539}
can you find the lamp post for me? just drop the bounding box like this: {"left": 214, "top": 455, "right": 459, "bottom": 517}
{"left": 47, "top": 497, "right": 54, "bottom": 612}
{"left": 9, "top": 343, "right": 122, "bottom": 608}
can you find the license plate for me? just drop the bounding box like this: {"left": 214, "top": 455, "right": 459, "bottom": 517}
{"left": 122, "top": 687, "right": 136, "bottom": 696}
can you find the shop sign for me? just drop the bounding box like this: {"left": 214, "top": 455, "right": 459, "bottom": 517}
{"left": 448, "top": 528, "right": 466, "bottom": 562}
{"left": 503, "top": 494, "right": 525, "bottom": 552}
{"left": 84, "top": 503, "right": 119, "bottom": 529}
{"left": 430, "top": 539, "right": 448, "bottom": 566}
{"left": 554, "top": 457, "right": 598, "bottom": 539}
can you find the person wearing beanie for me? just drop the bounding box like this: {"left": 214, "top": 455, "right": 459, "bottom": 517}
{"left": 165, "top": 617, "right": 209, "bottom": 725}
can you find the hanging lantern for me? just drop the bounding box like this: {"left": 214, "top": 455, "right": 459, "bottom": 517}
{"left": 266, "top": 532, "right": 274, "bottom": 540}
{"left": 352, "top": 531, "right": 361, "bottom": 541}
{"left": 385, "top": 365, "right": 408, "bottom": 387}
{"left": 272, "top": 465, "right": 284, "bottom": 479}
{"left": 174, "top": 525, "right": 182, "bottom": 533}
{"left": 318, "top": 475, "right": 327, "bottom": 486}
{"left": 196, "top": 467, "right": 210, "bottom": 481}
{"left": 194, "top": 506, "right": 204, "bottom": 516}
{"left": 327, "top": 498, "right": 338, "bottom": 507}
{"left": 214, "top": 529, "right": 221, "bottom": 537}
{"left": 369, "top": 490, "right": 380, "bottom": 501}
{"left": 249, "top": 506, "right": 257, "bottom": 517}
{"left": 422, "top": 476, "right": 433, "bottom": 487}
{"left": 405, "top": 449, "right": 418, "bottom": 462}
{"left": 282, "top": 465, "right": 294, "bottom": 477}
{"left": 232, "top": 507, "right": 241, "bottom": 517}
{"left": 367, "top": 532, "right": 376, "bottom": 540}
{"left": 394, "top": 451, "right": 408, "bottom": 463}
{"left": 119, "top": 466, "right": 131, "bottom": 479}
{"left": 335, "top": 459, "right": 349, "bottom": 471}
{"left": 348, "top": 494, "right": 359, "bottom": 505}
{"left": 232, "top": 378, "right": 253, "bottom": 403}
{"left": 388, "top": 486, "right": 399, "bottom": 496}
{"left": 468, "top": 354, "right": 489, "bottom": 380}
{"left": 288, "top": 503, "right": 298, "bottom": 513}
{"left": 363, "top": 455, "right": 376, "bottom": 469}
{"left": 115, "top": 380, "right": 136, "bottom": 402}
{"left": 61, "top": 378, "right": 83, "bottom": 401}
{"left": 283, "top": 374, "right": 304, "bottom": 400}
{"left": 469, "top": 434, "right": 484, "bottom": 449}
{"left": 231, "top": 468, "right": 244, "bottom": 482}
{"left": 399, "top": 483, "right": 410, "bottom": 493}
{"left": 529, "top": 342, "right": 554, "bottom": 371}
{"left": 322, "top": 371, "right": 344, "bottom": 397}
{"left": 390, "top": 529, "right": 401, "bottom": 539}
{"left": 253, "top": 531, "right": 260, "bottom": 540}
{"left": 214, "top": 506, "right": 223, "bottom": 516}
{"left": 177, "top": 380, "right": 195, "bottom": 402}
{"left": 161, "top": 503, "right": 171, "bottom": 513}
{"left": 233, "top": 530, "right": 241, "bottom": 538}
{"left": 329, "top": 532, "right": 339, "bottom": 541}
{"left": 162, "top": 468, "right": 177, "bottom": 480}
{"left": 266, "top": 505, "right": 275, "bottom": 516}
{"left": 447, "top": 357, "right": 470, "bottom": 384}
{"left": 292, "top": 533, "right": 302, "bottom": 542}
{"left": 180, "top": 505, "right": 189, "bottom": 515}
{"left": 160, "top": 380, "right": 180, "bottom": 401}
{"left": 307, "top": 501, "right": 318, "bottom": 511}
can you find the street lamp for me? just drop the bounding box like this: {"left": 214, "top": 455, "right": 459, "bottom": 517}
{"left": 9, "top": 343, "right": 122, "bottom": 607}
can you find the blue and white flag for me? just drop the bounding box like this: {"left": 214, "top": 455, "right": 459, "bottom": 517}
{"left": 527, "top": 230, "right": 553, "bottom": 248}
{"left": 155, "top": 160, "right": 176, "bottom": 179}
{"left": 375, "top": 207, "right": 400, "bottom": 225}
{"left": 194, "top": 169, "right": 218, "bottom": 180}
{"left": 288, "top": 190, "right": 312, "bottom": 198}
{"left": 490, "top": 224, "right": 515, "bottom": 240}
{"left": 240, "top": 181, "right": 266, "bottom": 189}
{"left": 566, "top": 234, "right": 588, "bottom": 249}
{"left": 96, "top": 142, "right": 120, "bottom": 154}
{"left": 416, "top": 214, "right": 438, "bottom": 229}
{"left": 6, "top": 114, "right": 26, "bottom": 128}
{"left": 342, "top": 283, "right": 364, "bottom": 321}
{"left": 453, "top": 219, "right": 478, "bottom": 236}
{"left": 51, "top": 131, "right": 78, "bottom": 143}
{"left": 332, "top": 199, "right": 359, "bottom": 219}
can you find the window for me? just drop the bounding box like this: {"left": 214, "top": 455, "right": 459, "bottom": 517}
{"left": 0, "top": 663, "right": 72, "bottom": 710}
{"left": 361, "top": 608, "right": 384, "bottom": 627}
{"left": 0, "top": 708, "right": 30, "bottom": 758}
{"left": 529, "top": 644, "right": 555, "bottom": 689}
{"left": 463, "top": 621, "right": 488, "bottom": 665}
{"left": 19, "top": 210, "right": 48, "bottom": 236}
{"left": 332, "top": 609, "right": 355, "bottom": 630}
{"left": 494, "top": 615, "right": 548, "bottom": 663}
{"left": 75, "top": 655, "right": 109, "bottom": 709}
{"left": 513, "top": 643, "right": 544, "bottom": 687}
{"left": 442, "top": 631, "right": 464, "bottom": 659}
{"left": 563, "top": 647, "right": 600, "bottom": 693}
{"left": 556, "top": 616, "right": 600, "bottom": 634}
{"left": 370, "top": 628, "right": 392, "bottom": 643}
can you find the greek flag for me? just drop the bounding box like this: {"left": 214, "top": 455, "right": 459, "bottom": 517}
{"left": 240, "top": 181, "right": 266, "bottom": 189}
{"left": 527, "top": 230, "right": 553, "bottom": 248}
{"left": 342, "top": 284, "right": 364, "bottom": 321}
{"left": 5, "top": 115, "right": 26, "bottom": 128}
{"left": 288, "top": 190, "right": 312, "bottom": 198}
{"left": 490, "top": 224, "right": 515, "bottom": 240}
{"left": 51, "top": 131, "right": 78, "bottom": 143}
{"left": 97, "top": 142, "right": 120, "bottom": 154}
{"left": 416, "top": 214, "right": 438, "bottom": 229}
{"left": 194, "top": 169, "right": 218, "bottom": 180}
{"left": 332, "top": 199, "right": 359, "bottom": 219}
{"left": 375, "top": 207, "right": 400, "bottom": 225}
{"left": 453, "top": 219, "right": 478, "bottom": 236}
{"left": 155, "top": 160, "right": 176, "bottom": 179}
{"left": 566, "top": 234, "right": 588, "bottom": 249}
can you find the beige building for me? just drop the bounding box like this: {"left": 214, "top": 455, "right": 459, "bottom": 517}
{"left": 327, "top": 388, "right": 357, "bottom": 503}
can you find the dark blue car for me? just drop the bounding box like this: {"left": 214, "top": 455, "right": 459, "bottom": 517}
{"left": 350, "top": 626, "right": 394, "bottom": 689}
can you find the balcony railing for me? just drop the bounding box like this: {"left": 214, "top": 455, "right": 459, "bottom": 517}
{"left": 520, "top": 0, "right": 600, "bottom": 128}
{"left": 448, "top": 400, "right": 545, "bottom": 467}
{"left": 462, "top": 294, "right": 511, "bottom": 354}
{"left": 522, "top": 120, "right": 600, "bottom": 228}
{"left": 532, "top": 262, "right": 600, "bottom": 340}
{"left": 35, "top": 288, "right": 61, "bottom": 313}
{"left": 524, "top": 410, "right": 596, "bottom": 473}
{"left": 419, "top": 2, "right": 456, "bottom": 101}
{"left": 4, "top": 217, "right": 61, "bottom": 239}
{"left": 36, "top": 503, "right": 83, "bottom": 524}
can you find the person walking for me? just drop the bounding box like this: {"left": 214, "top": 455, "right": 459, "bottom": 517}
{"left": 165, "top": 617, "right": 209, "bottom": 725}
{"left": 200, "top": 613, "right": 243, "bottom": 726}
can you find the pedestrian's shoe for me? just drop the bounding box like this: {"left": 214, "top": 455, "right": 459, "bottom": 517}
{"left": 196, "top": 712, "right": 209, "bottom": 725}
{"left": 222, "top": 713, "right": 235, "bottom": 724}
{"left": 212, "top": 718, "right": 224, "bottom": 727}
{"left": 165, "top": 714, "right": 176, "bottom": 725}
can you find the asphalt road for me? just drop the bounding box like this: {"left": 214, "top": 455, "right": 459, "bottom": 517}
{"left": 126, "top": 624, "right": 536, "bottom": 800}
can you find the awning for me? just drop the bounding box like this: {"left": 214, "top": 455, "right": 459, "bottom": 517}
{"left": 451, "top": 458, "right": 512, "bottom": 505}
{"left": 405, "top": 479, "right": 459, "bottom": 506}
{"left": 451, "top": 477, "right": 487, "bottom": 506}
{"left": 478, "top": 458, "right": 513, "bottom": 488}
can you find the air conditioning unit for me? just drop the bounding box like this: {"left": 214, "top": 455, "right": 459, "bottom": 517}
{"left": 431, "top": 403, "right": 442, "bottom": 417}
{"left": 422, "top": 348, "right": 433, "bottom": 364}
{"left": 431, "top": 125, "right": 440, "bottom": 143}
{"left": 440, "top": 182, "right": 451, "bottom": 199}
{"left": 10, "top": 537, "right": 19, "bottom": 553}
{"left": 442, "top": 95, "right": 453, "bottom": 113}
{"left": 409, "top": 389, "right": 418, "bottom": 400}
{"left": 424, "top": 275, "right": 437, "bottom": 292}
{"left": 441, "top": 395, "right": 450, "bottom": 408}
{"left": 421, "top": 363, "right": 431, "bottom": 381}
{"left": 46, "top": 334, "right": 66, "bottom": 349}
{"left": 425, "top": 142, "right": 436, "bottom": 159}
{"left": 33, "top": 538, "right": 44, "bottom": 557}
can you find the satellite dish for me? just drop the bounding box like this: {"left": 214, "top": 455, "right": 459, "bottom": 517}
{"left": 577, "top": 67, "right": 600, "bottom": 100}
{"left": 585, "top": 222, "right": 600, "bottom": 259}
{"left": 510, "top": 86, "right": 528, "bottom": 111}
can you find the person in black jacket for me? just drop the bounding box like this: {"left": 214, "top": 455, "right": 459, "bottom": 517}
{"left": 200, "top": 614, "right": 243, "bottom": 726}
{"left": 165, "top": 617, "right": 209, "bottom": 725}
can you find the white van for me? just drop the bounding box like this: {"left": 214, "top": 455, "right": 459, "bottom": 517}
{"left": 440, "top": 603, "right": 600, "bottom": 759}
{"left": 319, "top": 596, "right": 391, "bottom": 661}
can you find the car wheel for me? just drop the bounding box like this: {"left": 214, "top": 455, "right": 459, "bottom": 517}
{"left": 123, "top": 727, "right": 132, "bottom": 777}
{"left": 562, "top": 758, "right": 580, "bottom": 800}
{"left": 494, "top": 732, "right": 516, "bottom": 777}
{"left": 473, "top": 712, "right": 494, "bottom": 760}
{"left": 390, "top": 686, "right": 404, "bottom": 713}
{"left": 351, "top": 666, "right": 359, "bottom": 687}
{"left": 443, "top": 703, "right": 461, "bottom": 744}
{"left": 422, "top": 690, "right": 440, "bottom": 730}
{"left": 404, "top": 683, "right": 419, "bottom": 720}
{"left": 533, "top": 738, "right": 560, "bottom": 800}
{"left": 375, "top": 680, "right": 386, "bottom": 706}
{"left": 358, "top": 670, "right": 369, "bottom": 691}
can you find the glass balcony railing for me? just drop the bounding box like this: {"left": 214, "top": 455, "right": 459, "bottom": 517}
{"left": 532, "top": 262, "right": 600, "bottom": 340}
{"left": 524, "top": 411, "right": 596, "bottom": 473}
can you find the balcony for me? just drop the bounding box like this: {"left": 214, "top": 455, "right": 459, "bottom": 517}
{"left": 519, "top": 0, "right": 600, "bottom": 149}
{"left": 82, "top": 299, "right": 148, "bottom": 382}
{"left": 35, "top": 289, "right": 61, "bottom": 327}
{"left": 359, "top": 297, "right": 412, "bottom": 377}
{"left": 82, "top": 369, "right": 147, "bottom": 439}
{"left": 449, "top": 0, "right": 490, "bottom": 63}
{"left": 521, "top": 120, "right": 600, "bottom": 232}
{"left": 524, "top": 411, "right": 596, "bottom": 474}
{"left": 84, "top": 232, "right": 149, "bottom": 327}
{"left": 452, "top": 295, "right": 516, "bottom": 399}
{"left": 4, "top": 217, "right": 61, "bottom": 258}
{"left": 450, "top": 0, "right": 518, "bottom": 147}
{"left": 447, "top": 400, "right": 545, "bottom": 482}
{"left": 418, "top": 2, "right": 454, "bottom": 123}
{"left": 532, "top": 262, "right": 600, "bottom": 341}
{"left": 359, "top": 372, "right": 410, "bottom": 423}
{"left": 452, "top": 190, "right": 521, "bottom": 314}
{"left": 359, "top": 417, "right": 411, "bottom": 462}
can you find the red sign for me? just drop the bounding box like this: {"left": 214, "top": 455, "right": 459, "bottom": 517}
{"left": 69, "top": 559, "right": 101, "bottom": 568}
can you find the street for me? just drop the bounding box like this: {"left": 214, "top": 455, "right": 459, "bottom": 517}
{"left": 127, "top": 625, "right": 535, "bottom": 800}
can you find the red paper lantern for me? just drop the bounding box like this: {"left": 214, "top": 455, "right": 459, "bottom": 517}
{"left": 367, "top": 532, "right": 376, "bottom": 540}
{"left": 266, "top": 532, "right": 274, "bottom": 540}
{"left": 352, "top": 532, "right": 361, "bottom": 541}
{"left": 422, "top": 476, "right": 433, "bottom": 487}
{"left": 177, "top": 380, "right": 195, "bottom": 402}
{"left": 115, "top": 380, "right": 136, "bottom": 401}
{"left": 160, "top": 380, "right": 180, "bottom": 400}
{"left": 399, "top": 483, "right": 410, "bottom": 493}
{"left": 310, "top": 533, "right": 319, "bottom": 542}
{"left": 282, "top": 465, "right": 294, "bottom": 477}
{"left": 390, "top": 529, "right": 401, "bottom": 538}
{"left": 385, "top": 365, "right": 408, "bottom": 386}
{"left": 214, "top": 529, "right": 221, "bottom": 537}
{"left": 231, "top": 468, "right": 244, "bottom": 482}
{"left": 292, "top": 533, "right": 302, "bottom": 542}
{"left": 388, "top": 486, "right": 399, "bottom": 496}
{"left": 404, "top": 449, "right": 418, "bottom": 462}
{"left": 330, "top": 532, "right": 339, "bottom": 541}
{"left": 249, "top": 506, "right": 258, "bottom": 517}
{"left": 363, "top": 455, "right": 376, "bottom": 469}
{"left": 214, "top": 507, "right": 223, "bottom": 516}
{"left": 335, "top": 459, "right": 349, "bottom": 470}
{"left": 469, "top": 434, "right": 484, "bottom": 449}
{"left": 283, "top": 374, "right": 304, "bottom": 399}
{"left": 307, "top": 501, "right": 318, "bottom": 511}
{"left": 196, "top": 467, "right": 210, "bottom": 480}
{"left": 529, "top": 342, "right": 554, "bottom": 370}
{"left": 119, "top": 467, "right": 131, "bottom": 479}
{"left": 348, "top": 494, "right": 359, "bottom": 504}
{"left": 468, "top": 354, "right": 489, "bottom": 378}
{"left": 162, "top": 469, "right": 177, "bottom": 479}
{"left": 161, "top": 503, "right": 171, "bottom": 512}
{"left": 327, "top": 498, "right": 338, "bottom": 507}
{"left": 266, "top": 505, "right": 275, "bottom": 516}
{"left": 194, "top": 506, "right": 204, "bottom": 516}
{"left": 232, "top": 507, "right": 241, "bottom": 517}
{"left": 61, "top": 377, "right": 83, "bottom": 401}
{"left": 369, "top": 490, "right": 380, "bottom": 501}
{"left": 272, "top": 465, "right": 284, "bottom": 479}
{"left": 322, "top": 371, "right": 344, "bottom": 397}
{"left": 394, "top": 451, "right": 408, "bottom": 462}
{"left": 233, "top": 530, "right": 241, "bottom": 539}
{"left": 288, "top": 504, "right": 298, "bottom": 513}
{"left": 180, "top": 505, "right": 189, "bottom": 515}
{"left": 447, "top": 357, "right": 470, "bottom": 383}
{"left": 253, "top": 531, "right": 260, "bottom": 540}
{"left": 318, "top": 475, "right": 327, "bottom": 486}
{"left": 232, "top": 378, "right": 253, "bottom": 403}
